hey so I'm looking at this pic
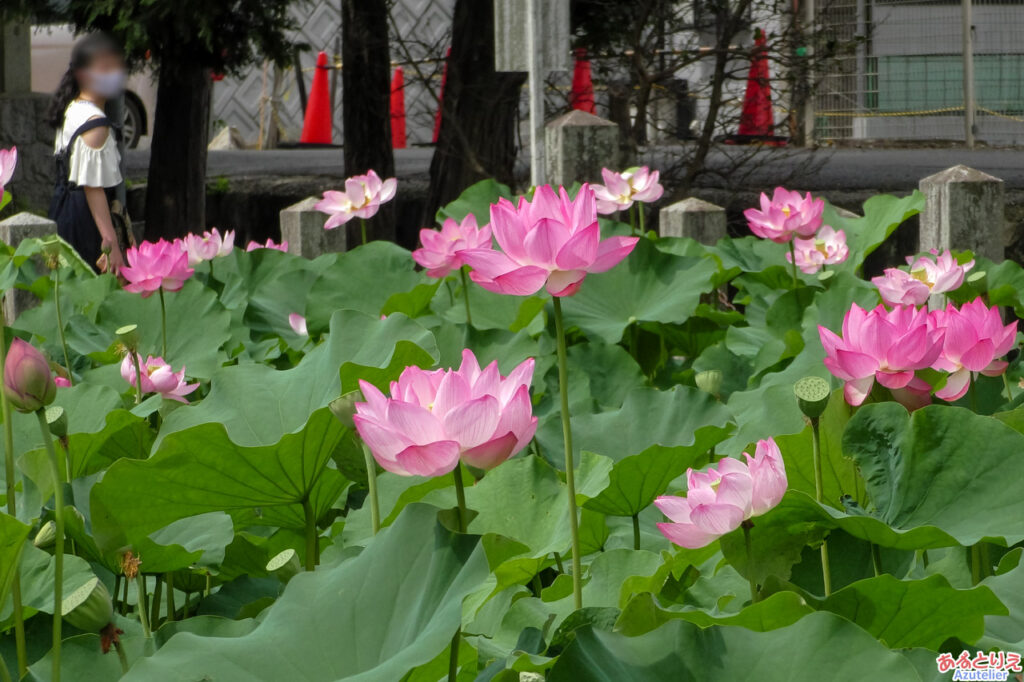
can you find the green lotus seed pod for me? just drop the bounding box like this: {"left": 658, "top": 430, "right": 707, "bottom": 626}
{"left": 328, "top": 391, "right": 361, "bottom": 428}
{"left": 62, "top": 577, "right": 114, "bottom": 633}
{"left": 266, "top": 548, "right": 301, "bottom": 583}
{"left": 46, "top": 405, "right": 68, "bottom": 439}
{"left": 794, "top": 376, "right": 831, "bottom": 419}
{"left": 695, "top": 370, "right": 723, "bottom": 397}
{"left": 115, "top": 324, "right": 140, "bottom": 352}
{"left": 34, "top": 520, "right": 56, "bottom": 548}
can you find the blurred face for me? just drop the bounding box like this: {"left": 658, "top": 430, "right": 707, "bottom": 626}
{"left": 78, "top": 50, "right": 127, "bottom": 99}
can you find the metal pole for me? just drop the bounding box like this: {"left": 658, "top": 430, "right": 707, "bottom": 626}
{"left": 526, "top": 0, "right": 545, "bottom": 186}
{"left": 803, "top": 0, "right": 816, "bottom": 147}
{"left": 961, "top": 0, "right": 975, "bottom": 148}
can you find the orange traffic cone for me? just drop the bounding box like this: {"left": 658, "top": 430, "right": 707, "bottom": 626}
{"left": 300, "top": 51, "right": 332, "bottom": 145}
{"left": 391, "top": 67, "right": 407, "bottom": 149}
{"left": 725, "top": 29, "right": 787, "bottom": 145}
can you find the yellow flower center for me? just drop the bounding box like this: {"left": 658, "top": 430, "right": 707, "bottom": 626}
{"left": 909, "top": 267, "right": 934, "bottom": 288}
{"left": 782, "top": 207, "right": 792, "bottom": 218}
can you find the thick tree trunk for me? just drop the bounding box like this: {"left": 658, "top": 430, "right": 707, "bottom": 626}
{"left": 424, "top": 0, "right": 526, "bottom": 223}
{"left": 342, "top": 0, "right": 395, "bottom": 241}
{"left": 144, "top": 62, "right": 211, "bottom": 239}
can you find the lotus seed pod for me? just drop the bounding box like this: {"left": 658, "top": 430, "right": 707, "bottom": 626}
{"left": 328, "top": 391, "right": 360, "bottom": 429}
{"left": 46, "top": 405, "right": 68, "bottom": 439}
{"left": 794, "top": 376, "right": 831, "bottom": 419}
{"left": 115, "top": 324, "right": 140, "bottom": 352}
{"left": 34, "top": 520, "right": 56, "bottom": 548}
{"left": 62, "top": 577, "right": 114, "bottom": 633}
{"left": 266, "top": 548, "right": 301, "bottom": 583}
{"left": 695, "top": 370, "right": 723, "bottom": 397}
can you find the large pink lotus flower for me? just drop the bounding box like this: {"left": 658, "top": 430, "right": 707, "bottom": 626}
{"left": 354, "top": 349, "right": 537, "bottom": 477}
{"left": 0, "top": 147, "right": 16, "bottom": 195}
{"left": 121, "top": 240, "right": 194, "bottom": 297}
{"left": 872, "top": 250, "right": 974, "bottom": 308}
{"left": 655, "top": 438, "right": 787, "bottom": 549}
{"left": 179, "top": 228, "right": 234, "bottom": 266}
{"left": 120, "top": 353, "right": 198, "bottom": 403}
{"left": 412, "top": 214, "right": 492, "bottom": 278}
{"left": 744, "top": 187, "right": 824, "bottom": 244}
{"left": 929, "top": 299, "right": 1017, "bottom": 401}
{"left": 786, "top": 225, "right": 849, "bottom": 274}
{"left": 3, "top": 338, "right": 57, "bottom": 413}
{"left": 591, "top": 166, "right": 664, "bottom": 215}
{"left": 819, "top": 303, "right": 944, "bottom": 406}
{"left": 246, "top": 238, "right": 289, "bottom": 252}
{"left": 459, "top": 185, "right": 639, "bottom": 297}
{"left": 315, "top": 170, "right": 398, "bottom": 230}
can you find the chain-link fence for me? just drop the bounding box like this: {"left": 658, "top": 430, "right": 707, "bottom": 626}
{"left": 814, "top": 0, "right": 1024, "bottom": 146}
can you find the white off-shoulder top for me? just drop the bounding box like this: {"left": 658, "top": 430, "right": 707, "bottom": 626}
{"left": 54, "top": 99, "right": 123, "bottom": 189}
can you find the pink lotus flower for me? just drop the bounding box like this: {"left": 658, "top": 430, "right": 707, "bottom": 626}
{"left": 246, "top": 238, "right": 289, "bottom": 253}
{"left": 744, "top": 187, "right": 824, "bottom": 243}
{"left": 872, "top": 250, "right": 974, "bottom": 308}
{"left": 411, "top": 214, "right": 493, "bottom": 278}
{"left": 120, "top": 353, "right": 198, "bottom": 403}
{"left": 591, "top": 166, "right": 664, "bottom": 215}
{"left": 655, "top": 438, "right": 787, "bottom": 549}
{"left": 179, "top": 228, "right": 234, "bottom": 266}
{"left": 121, "top": 240, "right": 194, "bottom": 297}
{"left": 54, "top": 376, "right": 71, "bottom": 388}
{"left": 930, "top": 299, "right": 1017, "bottom": 401}
{"left": 459, "top": 185, "right": 639, "bottom": 297}
{"left": 819, "top": 303, "right": 944, "bottom": 406}
{"left": 0, "top": 146, "right": 16, "bottom": 195}
{"left": 288, "top": 313, "right": 308, "bottom": 336}
{"left": 315, "top": 170, "right": 398, "bottom": 229}
{"left": 353, "top": 349, "right": 537, "bottom": 477}
{"left": 785, "top": 225, "right": 849, "bottom": 274}
{"left": 3, "top": 338, "right": 56, "bottom": 413}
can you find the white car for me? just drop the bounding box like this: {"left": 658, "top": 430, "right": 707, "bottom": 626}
{"left": 31, "top": 24, "right": 156, "bottom": 149}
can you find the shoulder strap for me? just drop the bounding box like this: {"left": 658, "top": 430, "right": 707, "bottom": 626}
{"left": 62, "top": 117, "right": 114, "bottom": 155}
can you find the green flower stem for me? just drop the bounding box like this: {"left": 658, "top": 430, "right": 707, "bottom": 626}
{"left": 302, "top": 497, "right": 318, "bottom": 571}
{"left": 447, "top": 631, "right": 460, "bottom": 682}
{"left": 629, "top": 205, "right": 637, "bottom": 235}
{"left": 135, "top": 574, "right": 151, "bottom": 638}
{"left": 150, "top": 574, "right": 162, "bottom": 628}
{"left": 1003, "top": 372, "right": 1013, "bottom": 403}
{"left": 165, "top": 572, "right": 176, "bottom": 622}
{"left": 452, "top": 463, "right": 467, "bottom": 533}
{"left": 0, "top": 317, "right": 27, "bottom": 676}
{"left": 363, "top": 445, "right": 381, "bottom": 535}
{"left": 811, "top": 416, "right": 832, "bottom": 595}
{"left": 52, "top": 270, "right": 73, "bottom": 384}
{"left": 637, "top": 203, "right": 645, "bottom": 235}
{"left": 871, "top": 543, "right": 883, "bottom": 577}
{"left": 37, "top": 409, "right": 64, "bottom": 681}
{"left": 552, "top": 551, "right": 565, "bottom": 574}
{"left": 158, "top": 287, "right": 168, "bottom": 358}
{"left": 130, "top": 352, "right": 144, "bottom": 405}
{"left": 0, "top": 651, "right": 12, "bottom": 682}
{"left": 360, "top": 218, "right": 368, "bottom": 246}
{"left": 553, "top": 297, "right": 583, "bottom": 610}
{"left": 120, "top": 577, "right": 129, "bottom": 616}
{"left": 631, "top": 513, "right": 641, "bottom": 551}
{"left": 113, "top": 641, "right": 129, "bottom": 674}
{"left": 112, "top": 575, "right": 121, "bottom": 614}
{"left": 969, "top": 375, "right": 978, "bottom": 412}
{"left": 459, "top": 267, "right": 473, "bottom": 327}
{"left": 788, "top": 240, "right": 799, "bottom": 290}
{"left": 742, "top": 521, "right": 758, "bottom": 604}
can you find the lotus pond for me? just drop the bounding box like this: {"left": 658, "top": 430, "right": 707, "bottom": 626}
{"left": 1, "top": 177, "right": 1024, "bottom": 681}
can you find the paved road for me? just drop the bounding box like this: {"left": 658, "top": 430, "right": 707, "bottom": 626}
{"left": 126, "top": 145, "right": 1024, "bottom": 191}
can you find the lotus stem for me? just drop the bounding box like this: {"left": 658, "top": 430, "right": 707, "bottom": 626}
{"left": 0, "top": 316, "right": 27, "bottom": 676}
{"left": 1003, "top": 372, "right": 1013, "bottom": 403}
{"left": 302, "top": 497, "right": 318, "bottom": 570}
{"left": 52, "top": 270, "right": 73, "bottom": 385}
{"left": 811, "top": 416, "right": 832, "bottom": 595}
{"left": 112, "top": 575, "right": 121, "bottom": 614}
{"left": 452, "top": 463, "right": 467, "bottom": 533}
{"left": 742, "top": 520, "right": 758, "bottom": 604}
{"left": 447, "top": 630, "right": 460, "bottom": 682}
{"left": 553, "top": 551, "right": 565, "bottom": 574}
{"left": 165, "top": 572, "right": 175, "bottom": 622}
{"left": 632, "top": 513, "right": 641, "bottom": 551}
{"left": 150, "top": 574, "right": 162, "bottom": 628}
{"left": 158, "top": 287, "right": 168, "bottom": 358}
{"left": 459, "top": 267, "right": 473, "bottom": 327}
{"left": 131, "top": 352, "right": 144, "bottom": 405}
{"left": 363, "top": 444, "right": 380, "bottom": 535}
{"left": 871, "top": 543, "right": 883, "bottom": 577}
{"left": 121, "top": 576, "right": 129, "bottom": 616}
{"left": 788, "top": 241, "right": 799, "bottom": 290}
{"left": 37, "top": 409, "right": 64, "bottom": 681}
{"left": 135, "top": 574, "right": 151, "bottom": 638}
{"left": 637, "top": 203, "right": 645, "bottom": 235}
{"left": 0, "top": 651, "right": 12, "bottom": 682}
{"left": 113, "top": 641, "right": 129, "bottom": 674}
{"left": 552, "top": 297, "right": 583, "bottom": 610}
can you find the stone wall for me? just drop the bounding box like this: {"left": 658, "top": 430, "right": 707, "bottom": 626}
{"left": 0, "top": 93, "right": 54, "bottom": 214}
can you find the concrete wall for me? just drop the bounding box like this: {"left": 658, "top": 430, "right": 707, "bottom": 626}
{"left": 0, "top": 93, "right": 54, "bottom": 214}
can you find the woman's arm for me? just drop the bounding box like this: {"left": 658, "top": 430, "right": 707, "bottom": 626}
{"left": 80, "top": 124, "right": 124, "bottom": 273}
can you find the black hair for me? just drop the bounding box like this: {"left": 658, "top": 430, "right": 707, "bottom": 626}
{"left": 46, "top": 32, "right": 125, "bottom": 129}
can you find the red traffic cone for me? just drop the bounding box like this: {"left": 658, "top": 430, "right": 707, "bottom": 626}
{"left": 432, "top": 47, "right": 451, "bottom": 143}
{"left": 391, "top": 67, "right": 407, "bottom": 149}
{"left": 570, "top": 48, "right": 596, "bottom": 114}
{"left": 300, "top": 51, "right": 332, "bottom": 145}
{"left": 738, "top": 31, "right": 774, "bottom": 138}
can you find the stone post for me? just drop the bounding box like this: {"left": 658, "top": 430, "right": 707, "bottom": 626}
{"left": 919, "top": 165, "right": 1004, "bottom": 262}
{"left": 659, "top": 197, "right": 727, "bottom": 245}
{"left": 0, "top": 212, "right": 56, "bottom": 323}
{"left": 279, "top": 197, "right": 347, "bottom": 258}
{"left": 1, "top": 21, "right": 32, "bottom": 94}
{"left": 545, "top": 110, "right": 621, "bottom": 187}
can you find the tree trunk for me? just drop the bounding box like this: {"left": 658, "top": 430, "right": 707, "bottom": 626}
{"left": 144, "top": 62, "right": 211, "bottom": 239}
{"left": 342, "top": 0, "right": 395, "bottom": 241}
{"left": 424, "top": 0, "right": 526, "bottom": 223}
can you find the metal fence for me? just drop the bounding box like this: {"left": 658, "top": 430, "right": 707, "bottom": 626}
{"left": 813, "top": 0, "right": 1024, "bottom": 146}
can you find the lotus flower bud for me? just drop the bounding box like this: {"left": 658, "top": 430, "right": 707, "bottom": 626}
{"left": 34, "top": 520, "right": 56, "bottom": 548}
{"left": 695, "top": 370, "right": 723, "bottom": 398}
{"left": 62, "top": 577, "right": 114, "bottom": 632}
{"left": 3, "top": 338, "right": 57, "bottom": 413}
{"left": 794, "top": 376, "right": 831, "bottom": 419}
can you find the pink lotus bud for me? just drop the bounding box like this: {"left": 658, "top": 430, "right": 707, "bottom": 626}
{"left": 288, "top": 313, "right": 308, "bottom": 336}
{"left": 4, "top": 338, "right": 57, "bottom": 413}
{"left": 459, "top": 185, "right": 639, "bottom": 298}
{"left": 0, "top": 146, "right": 16, "bottom": 196}
{"left": 412, "top": 214, "right": 492, "bottom": 278}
